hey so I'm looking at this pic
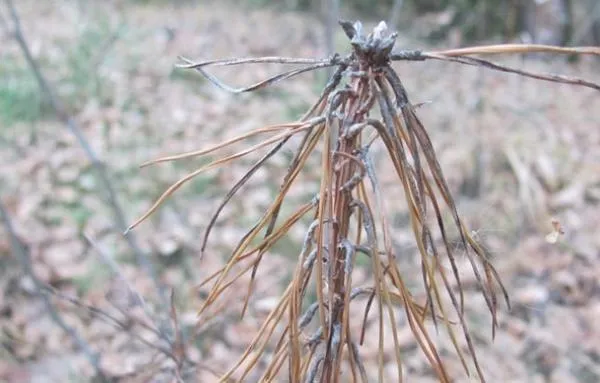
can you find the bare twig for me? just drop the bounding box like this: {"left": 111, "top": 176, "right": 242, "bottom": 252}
{"left": 2, "top": 0, "right": 163, "bottom": 299}
{"left": 169, "top": 289, "right": 186, "bottom": 375}
{"left": 0, "top": 200, "right": 108, "bottom": 381}
{"left": 422, "top": 52, "right": 600, "bottom": 91}
{"left": 83, "top": 233, "right": 148, "bottom": 310}
{"left": 48, "top": 287, "right": 177, "bottom": 360}
{"left": 82, "top": 232, "right": 175, "bottom": 346}
{"left": 47, "top": 284, "right": 222, "bottom": 381}
{"left": 391, "top": 44, "right": 600, "bottom": 91}
{"left": 178, "top": 56, "right": 339, "bottom": 94}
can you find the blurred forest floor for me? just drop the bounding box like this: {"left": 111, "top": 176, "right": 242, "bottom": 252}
{"left": 0, "top": 0, "right": 599, "bottom": 382}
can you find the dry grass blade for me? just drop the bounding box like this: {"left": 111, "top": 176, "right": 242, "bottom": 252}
{"left": 126, "top": 18, "right": 600, "bottom": 383}
{"left": 428, "top": 43, "right": 600, "bottom": 57}
{"left": 198, "top": 117, "right": 324, "bottom": 259}
{"left": 127, "top": 123, "right": 314, "bottom": 232}
{"left": 140, "top": 121, "right": 308, "bottom": 167}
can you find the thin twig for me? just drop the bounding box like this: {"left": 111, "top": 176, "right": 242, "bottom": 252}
{"left": 422, "top": 52, "right": 600, "bottom": 91}
{"left": 3, "top": 0, "right": 164, "bottom": 300}
{"left": 179, "top": 56, "right": 340, "bottom": 94}
{"left": 48, "top": 287, "right": 177, "bottom": 360}
{"left": 48, "top": 283, "right": 219, "bottom": 380}
{"left": 0, "top": 200, "right": 108, "bottom": 381}
{"left": 82, "top": 232, "right": 174, "bottom": 347}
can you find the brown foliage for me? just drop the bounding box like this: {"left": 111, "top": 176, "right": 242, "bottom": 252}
{"left": 129, "top": 19, "right": 599, "bottom": 382}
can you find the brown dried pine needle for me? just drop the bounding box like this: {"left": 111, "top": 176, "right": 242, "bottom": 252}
{"left": 127, "top": 20, "right": 600, "bottom": 383}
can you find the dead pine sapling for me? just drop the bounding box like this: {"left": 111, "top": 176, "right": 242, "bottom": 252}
{"left": 127, "top": 20, "right": 600, "bottom": 382}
